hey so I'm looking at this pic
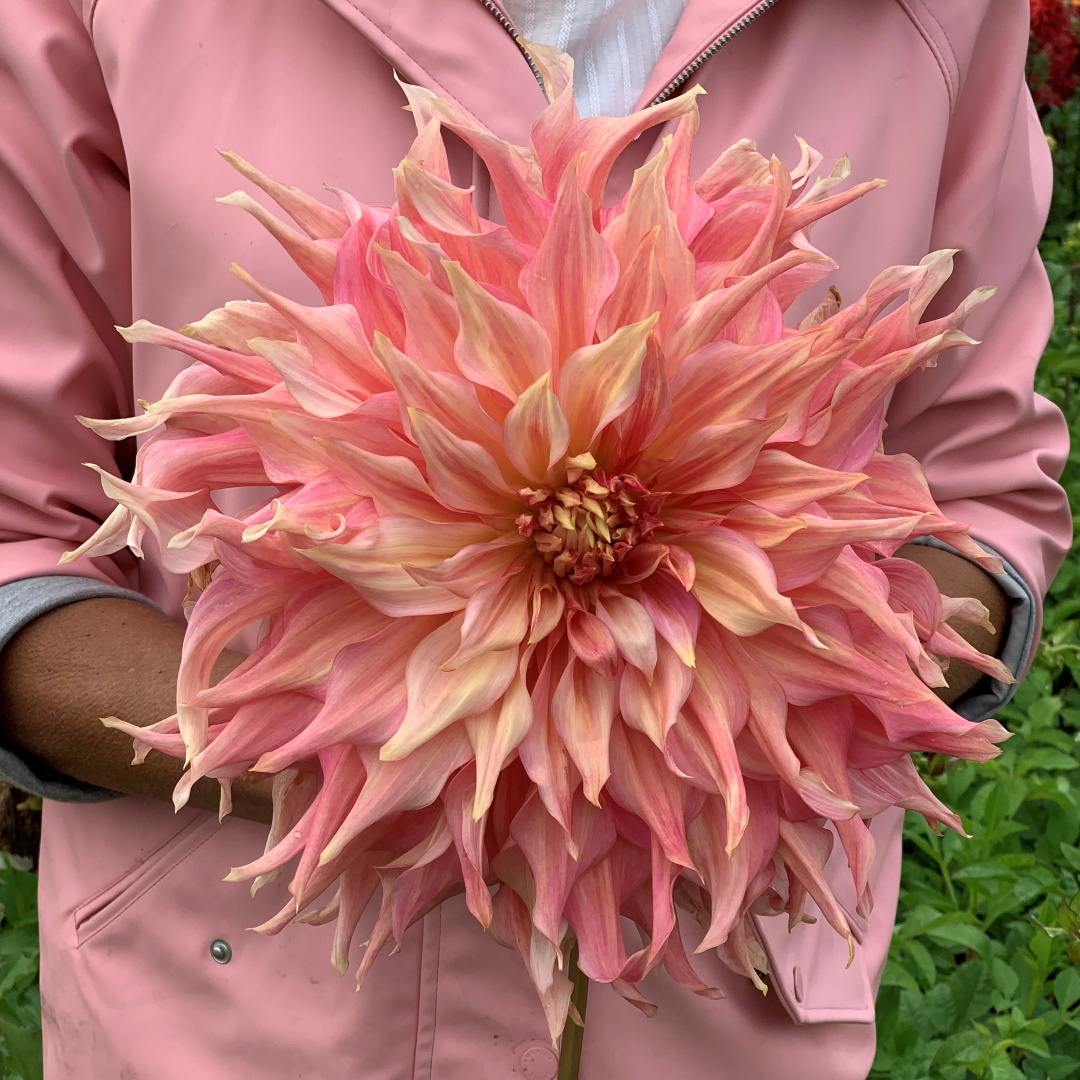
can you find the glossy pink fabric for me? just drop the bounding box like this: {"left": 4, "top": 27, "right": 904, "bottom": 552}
{"left": 0, "top": 0, "right": 1070, "bottom": 1077}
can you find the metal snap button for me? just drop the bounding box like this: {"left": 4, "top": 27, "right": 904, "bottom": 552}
{"left": 210, "top": 938, "right": 232, "bottom": 964}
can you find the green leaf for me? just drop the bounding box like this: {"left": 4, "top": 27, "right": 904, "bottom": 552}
{"left": 1053, "top": 967, "right": 1080, "bottom": 1012}
{"left": 990, "top": 957, "right": 1020, "bottom": 998}
{"left": 924, "top": 922, "right": 992, "bottom": 956}
{"left": 1011, "top": 1028, "right": 1052, "bottom": 1058}
{"left": 0, "top": 1016, "right": 42, "bottom": 1080}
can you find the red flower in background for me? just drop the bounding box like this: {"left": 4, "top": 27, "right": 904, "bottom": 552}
{"left": 1030, "top": 0, "right": 1080, "bottom": 109}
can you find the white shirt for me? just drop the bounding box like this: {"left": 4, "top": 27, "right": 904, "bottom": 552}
{"left": 500, "top": 0, "right": 688, "bottom": 117}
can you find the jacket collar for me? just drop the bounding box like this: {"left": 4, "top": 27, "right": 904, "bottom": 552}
{"left": 316, "top": 0, "right": 776, "bottom": 138}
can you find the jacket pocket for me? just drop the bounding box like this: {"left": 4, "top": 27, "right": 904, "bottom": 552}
{"left": 73, "top": 813, "right": 223, "bottom": 946}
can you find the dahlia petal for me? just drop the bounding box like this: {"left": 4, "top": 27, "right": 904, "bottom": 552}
{"left": 602, "top": 140, "right": 694, "bottom": 332}
{"left": 58, "top": 502, "right": 133, "bottom": 565}
{"left": 445, "top": 260, "right": 549, "bottom": 400}
{"left": 330, "top": 856, "right": 382, "bottom": 975}
{"left": 253, "top": 619, "right": 438, "bottom": 771}
{"left": 182, "top": 299, "right": 295, "bottom": 353}
{"left": 488, "top": 884, "right": 574, "bottom": 1044}
{"left": 681, "top": 527, "right": 809, "bottom": 638}
{"left": 176, "top": 568, "right": 312, "bottom": 757}
{"left": 373, "top": 335, "right": 505, "bottom": 457}
{"left": 928, "top": 623, "right": 1015, "bottom": 683}
{"left": 450, "top": 571, "right": 532, "bottom": 665}
{"left": 767, "top": 511, "right": 924, "bottom": 592}
{"left": 193, "top": 583, "right": 388, "bottom": 707}
{"left": 319, "top": 726, "right": 472, "bottom": 864}
{"left": 85, "top": 466, "right": 219, "bottom": 574}
{"left": 519, "top": 159, "right": 618, "bottom": 363}
{"left": 406, "top": 535, "right": 528, "bottom": 597}
{"left": 741, "top": 614, "right": 936, "bottom": 708}
{"left": 619, "top": 641, "right": 693, "bottom": 749}
{"left": 848, "top": 755, "right": 964, "bottom": 834}
{"left": 776, "top": 819, "right": 854, "bottom": 961}
{"left": 637, "top": 573, "right": 700, "bottom": 668}
{"left": 564, "top": 855, "right": 629, "bottom": 983}
{"left": 332, "top": 216, "right": 407, "bottom": 345}
{"left": 665, "top": 249, "right": 828, "bottom": 365}
{"left": 612, "top": 334, "right": 671, "bottom": 464}
{"left": 394, "top": 156, "right": 478, "bottom": 235}
{"left": 519, "top": 647, "right": 575, "bottom": 833}
{"left": 656, "top": 417, "right": 785, "bottom": 495}
{"left": 443, "top": 769, "right": 493, "bottom": 927}
{"left": 793, "top": 549, "right": 938, "bottom": 681}
{"left": 552, "top": 88, "right": 706, "bottom": 212}
{"left": 247, "top": 337, "right": 362, "bottom": 417}
{"left": 683, "top": 620, "right": 750, "bottom": 848}
{"left": 556, "top": 316, "right": 656, "bottom": 453}
{"left": 216, "top": 189, "right": 337, "bottom": 302}
{"left": 467, "top": 672, "right": 533, "bottom": 819}
{"left": 407, "top": 408, "right": 518, "bottom": 516}
{"left": 551, "top": 657, "right": 617, "bottom": 805}
{"left": 731, "top": 450, "right": 866, "bottom": 513}
{"left": 693, "top": 137, "right": 770, "bottom": 200}
{"left": 657, "top": 916, "right": 725, "bottom": 1000}
{"left": 730, "top": 155, "right": 794, "bottom": 277}
{"left": 597, "top": 226, "right": 669, "bottom": 343}
{"left": 318, "top": 440, "right": 468, "bottom": 523}
{"left": 607, "top": 724, "right": 694, "bottom": 868}
{"left": 251, "top": 769, "right": 321, "bottom": 896}
{"left": 503, "top": 373, "right": 571, "bottom": 483}
{"left": 510, "top": 790, "right": 616, "bottom": 947}
{"left": 137, "top": 427, "right": 267, "bottom": 492}
{"left": 566, "top": 609, "right": 619, "bottom": 678}
{"left": 290, "top": 745, "right": 369, "bottom": 906}
{"left": 651, "top": 337, "right": 809, "bottom": 458}
{"left": 228, "top": 265, "right": 383, "bottom": 393}
{"left": 690, "top": 784, "right": 779, "bottom": 952}
{"left": 116, "top": 318, "right": 280, "bottom": 389}
{"left": 217, "top": 150, "right": 349, "bottom": 239}
{"left": 379, "top": 615, "right": 519, "bottom": 761}
{"left": 595, "top": 591, "right": 656, "bottom": 676}
{"left": 296, "top": 519, "right": 482, "bottom": 617}
{"left": 420, "top": 103, "right": 552, "bottom": 247}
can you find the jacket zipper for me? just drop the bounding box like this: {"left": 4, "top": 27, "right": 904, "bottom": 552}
{"left": 474, "top": 0, "right": 547, "bottom": 90}
{"left": 474, "top": 0, "right": 781, "bottom": 106}
{"left": 650, "top": 0, "right": 782, "bottom": 104}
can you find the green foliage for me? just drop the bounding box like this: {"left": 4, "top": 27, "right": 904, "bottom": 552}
{"left": 0, "top": 854, "right": 41, "bottom": 1080}
{"left": 871, "top": 105, "right": 1080, "bottom": 1080}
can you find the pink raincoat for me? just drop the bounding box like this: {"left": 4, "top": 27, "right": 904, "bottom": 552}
{"left": 0, "top": 1, "right": 1070, "bottom": 1077}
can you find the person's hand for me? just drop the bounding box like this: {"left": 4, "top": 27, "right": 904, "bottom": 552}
{"left": 894, "top": 543, "right": 1011, "bottom": 704}
{"left": 0, "top": 597, "right": 274, "bottom": 824}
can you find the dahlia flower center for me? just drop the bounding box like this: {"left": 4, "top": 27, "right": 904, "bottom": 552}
{"left": 515, "top": 453, "right": 663, "bottom": 585}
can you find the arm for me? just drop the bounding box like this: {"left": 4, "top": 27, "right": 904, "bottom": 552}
{"left": 895, "top": 542, "right": 1008, "bottom": 705}
{"left": 0, "top": 597, "right": 272, "bottom": 822}
{"left": 0, "top": 2, "right": 268, "bottom": 822}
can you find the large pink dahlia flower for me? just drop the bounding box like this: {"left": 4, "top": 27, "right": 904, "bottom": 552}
{"left": 68, "top": 45, "right": 1012, "bottom": 1038}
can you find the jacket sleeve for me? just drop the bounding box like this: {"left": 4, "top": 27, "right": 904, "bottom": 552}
{"left": 0, "top": 0, "right": 140, "bottom": 591}
{"left": 883, "top": 0, "right": 1072, "bottom": 658}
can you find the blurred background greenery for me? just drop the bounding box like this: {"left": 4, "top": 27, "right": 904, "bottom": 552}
{"left": 2, "top": 5, "right": 1080, "bottom": 1079}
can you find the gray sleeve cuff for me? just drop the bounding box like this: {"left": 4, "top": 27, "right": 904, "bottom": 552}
{"left": 905, "top": 537, "right": 1037, "bottom": 722}
{"left": 0, "top": 574, "right": 160, "bottom": 803}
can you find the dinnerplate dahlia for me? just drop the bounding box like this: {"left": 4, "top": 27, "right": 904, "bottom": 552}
{"left": 67, "top": 43, "right": 1012, "bottom": 1039}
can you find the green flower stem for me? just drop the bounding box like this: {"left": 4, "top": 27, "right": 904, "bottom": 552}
{"left": 557, "top": 945, "right": 590, "bottom": 1080}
